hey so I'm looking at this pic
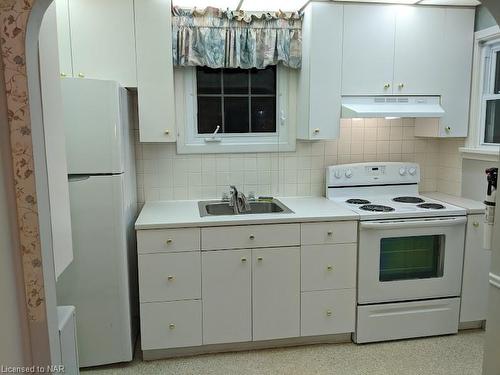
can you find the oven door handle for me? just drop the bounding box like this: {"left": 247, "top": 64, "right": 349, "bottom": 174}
{"left": 360, "top": 217, "right": 467, "bottom": 230}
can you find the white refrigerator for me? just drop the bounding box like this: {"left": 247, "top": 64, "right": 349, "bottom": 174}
{"left": 56, "top": 78, "right": 138, "bottom": 367}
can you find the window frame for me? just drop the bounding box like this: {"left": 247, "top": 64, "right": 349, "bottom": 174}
{"left": 461, "top": 26, "right": 500, "bottom": 161}
{"left": 479, "top": 40, "right": 500, "bottom": 147}
{"left": 176, "top": 65, "right": 296, "bottom": 154}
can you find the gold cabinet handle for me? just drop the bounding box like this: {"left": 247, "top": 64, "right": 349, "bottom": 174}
{"left": 313, "top": 128, "right": 320, "bottom": 134}
{"left": 473, "top": 222, "right": 480, "bottom": 228}
{"left": 60, "top": 72, "right": 67, "bottom": 77}
{"left": 249, "top": 234, "right": 255, "bottom": 240}
{"left": 166, "top": 238, "right": 173, "bottom": 245}
{"left": 77, "top": 72, "right": 85, "bottom": 78}
{"left": 327, "top": 265, "right": 334, "bottom": 271}
{"left": 327, "top": 231, "right": 333, "bottom": 236}
{"left": 167, "top": 275, "right": 175, "bottom": 281}
{"left": 169, "top": 323, "right": 175, "bottom": 329}
{"left": 326, "top": 309, "right": 333, "bottom": 317}
{"left": 445, "top": 126, "right": 452, "bottom": 133}
{"left": 384, "top": 83, "right": 391, "bottom": 89}
{"left": 398, "top": 83, "right": 404, "bottom": 89}
{"left": 241, "top": 257, "right": 247, "bottom": 263}
{"left": 164, "top": 129, "right": 170, "bottom": 135}
{"left": 257, "top": 256, "right": 263, "bottom": 261}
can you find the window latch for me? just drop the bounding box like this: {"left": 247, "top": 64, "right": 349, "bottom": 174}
{"left": 204, "top": 125, "right": 222, "bottom": 143}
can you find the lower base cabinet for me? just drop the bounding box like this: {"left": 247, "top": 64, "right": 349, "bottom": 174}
{"left": 253, "top": 247, "right": 300, "bottom": 341}
{"left": 140, "top": 300, "right": 202, "bottom": 350}
{"left": 202, "top": 249, "right": 252, "bottom": 345}
{"left": 301, "top": 289, "right": 356, "bottom": 337}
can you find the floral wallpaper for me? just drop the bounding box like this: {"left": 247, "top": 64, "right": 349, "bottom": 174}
{"left": 0, "top": 0, "right": 46, "bottom": 322}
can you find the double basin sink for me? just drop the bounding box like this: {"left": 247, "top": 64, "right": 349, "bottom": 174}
{"left": 198, "top": 199, "right": 293, "bottom": 217}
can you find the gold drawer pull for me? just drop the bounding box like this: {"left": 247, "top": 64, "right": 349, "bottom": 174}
{"left": 167, "top": 275, "right": 175, "bottom": 281}
{"left": 257, "top": 256, "right": 263, "bottom": 261}
{"left": 327, "top": 231, "right": 333, "bottom": 236}
{"left": 241, "top": 257, "right": 247, "bottom": 263}
{"left": 166, "top": 238, "right": 173, "bottom": 245}
{"left": 169, "top": 323, "right": 175, "bottom": 329}
{"left": 327, "top": 265, "right": 334, "bottom": 271}
{"left": 249, "top": 234, "right": 255, "bottom": 240}
{"left": 326, "top": 309, "right": 333, "bottom": 317}
{"left": 473, "top": 222, "right": 480, "bottom": 228}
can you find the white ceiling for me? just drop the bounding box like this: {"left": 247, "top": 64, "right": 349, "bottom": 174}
{"left": 172, "top": 0, "right": 481, "bottom": 11}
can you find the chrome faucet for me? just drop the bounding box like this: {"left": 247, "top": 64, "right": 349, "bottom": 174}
{"left": 229, "top": 185, "right": 250, "bottom": 214}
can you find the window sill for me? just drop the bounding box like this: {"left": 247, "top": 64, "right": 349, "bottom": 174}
{"left": 459, "top": 147, "right": 500, "bottom": 162}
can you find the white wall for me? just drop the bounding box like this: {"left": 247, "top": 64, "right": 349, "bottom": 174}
{"left": 0, "top": 63, "right": 31, "bottom": 366}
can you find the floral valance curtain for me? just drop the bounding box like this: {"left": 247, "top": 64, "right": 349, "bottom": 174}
{"left": 172, "top": 7, "right": 303, "bottom": 69}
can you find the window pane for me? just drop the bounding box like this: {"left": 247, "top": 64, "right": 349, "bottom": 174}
{"left": 251, "top": 67, "right": 276, "bottom": 95}
{"left": 251, "top": 97, "right": 276, "bottom": 132}
{"left": 198, "top": 97, "right": 222, "bottom": 134}
{"left": 485, "top": 99, "right": 500, "bottom": 144}
{"left": 495, "top": 52, "right": 500, "bottom": 95}
{"left": 223, "top": 69, "right": 249, "bottom": 94}
{"left": 224, "top": 97, "right": 249, "bottom": 133}
{"left": 379, "top": 235, "right": 444, "bottom": 282}
{"left": 197, "top": 67, "right": 221, "bottom": 94}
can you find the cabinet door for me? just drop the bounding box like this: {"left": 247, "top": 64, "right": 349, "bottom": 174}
{"left": 68, "top": 0, "right": 137, "bottom": 87}
{"left": 202, "top": 250, "right": 252, "bottom": 344}
{"left": 135, "top": 0, "right": 176, "bottom": 142}
{"left": 438, "top": 8, "right": 475, "bottom": 137}
{"left": 342, "top": 4, "right": 396, "bottom": 96}
{"left": 55, "top": 0, "right": 73, "bottom": 77}
{"left": 461, "top": 215, "right": 491, "bottom": 323}
{"left": 393, "top": 7, "right": 445, "bottom": 95}
{"left": 252, "top": 247, "right": 300, "bottom": 341}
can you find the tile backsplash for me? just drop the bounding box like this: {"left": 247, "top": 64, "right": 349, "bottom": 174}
{"left": 135, "top": 117, "right": 463, "bottom": 204}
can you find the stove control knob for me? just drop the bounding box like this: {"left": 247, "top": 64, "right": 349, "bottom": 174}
{"left": 408, "top": 167, "right": 417, "bottom": 176}
{"left": 399, "top": 167, "right": 407, "bottom": 176}
{"left": 345, "top": 169, "right": 353, "bottom": 178}
{"left": 334, "top": 170, "right": 342, "bottom": 179}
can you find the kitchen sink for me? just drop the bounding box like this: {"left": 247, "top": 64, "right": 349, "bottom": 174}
{"left": 198, "top": 199, "right": 294, "bottom": 217}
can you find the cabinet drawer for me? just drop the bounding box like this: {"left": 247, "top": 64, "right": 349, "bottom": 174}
{"left": 202, "top": 224, "right": 300, "bottom": 250}
{"left": 137, "top": 228, "right": 200, "bottom": 254}
{"left": 301, "top": 244, "right": 357, "bottom": 292}
{"left": 301, "top": 222, "right": 357, "bottom": 245}
{"left": 140, "top": 300, "right": 202, "bottom": 350}
{"left": 301, "top": 289, "right": 356, "bottom": 337}
{"left": 138, "top": 253, "right": 201, "bottom": 302}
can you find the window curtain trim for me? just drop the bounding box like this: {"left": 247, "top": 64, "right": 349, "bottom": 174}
{"left": 172, "top": 6, "right": 303, "bottom": 69}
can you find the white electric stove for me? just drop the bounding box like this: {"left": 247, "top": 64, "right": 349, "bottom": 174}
{"left": 326, "top": 162, "right": 467, "bottom": 343}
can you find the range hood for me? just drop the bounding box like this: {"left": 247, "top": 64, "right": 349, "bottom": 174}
{"left": 341, "top": 96, "right": 445, "bottom": 118}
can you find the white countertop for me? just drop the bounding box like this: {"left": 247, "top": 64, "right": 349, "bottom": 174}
{"left": 422, "top": 192, "right": 485, "bottom": 215}
{"left": 135, "top": 197, "right": 359, "bottom": 229}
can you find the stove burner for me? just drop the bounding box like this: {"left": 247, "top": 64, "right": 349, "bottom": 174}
{"left": 393, "top": 196, "right": 425, "bottom": 204}
{"left": 417, "top": 203, "right": 445, "bottom": 210}
{"left": 359, "top": 204, "right": 395, "bottom": 212}
{"left": 346, "top": 199, "right": 371, "bottom": 205}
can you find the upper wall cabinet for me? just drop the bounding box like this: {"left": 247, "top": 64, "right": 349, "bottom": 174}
{"left": 342, "top": 4, "right": 396, "bottom": 96}
{"left": 134, "top": 0, "right": 176, "bottom": 143}
{"left": 55, "top": 0, "right": 137, "bottom": 87}
{"left": 297, "top": 2, "right": 343, "bottom": 140}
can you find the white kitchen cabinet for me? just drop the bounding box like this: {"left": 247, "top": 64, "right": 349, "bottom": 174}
{"left": 297, "top": 2, "right": 343, "bottom": 140}
{"left": 252, "top": 247, "right": 300, "bottom": 341}
{"left": 54, "top": 0, "right": 72, "bottom": 77}
{"left": 460, "top": 214, "right": 492, "bottom": 323}
{"left": 56, "top": 0, "right": 137, "bottom": 87}
{"left": 134, "top": 0, "right": 176, "bottom": 142}
{"left": 202, "top": 250, "right": 252, "bottom": 345}
{"left": 393, "top": 7, "right": 445, "bottom": 95}
{"left": 342, "top": 4, "right": 396, "bottom": 96}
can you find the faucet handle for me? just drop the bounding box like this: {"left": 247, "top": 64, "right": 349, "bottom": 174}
{"left": 221, "top": 192, "right": 229, "bottom": 202}
{"left": 248, "top": 191, "right": 256, "bottom": 201}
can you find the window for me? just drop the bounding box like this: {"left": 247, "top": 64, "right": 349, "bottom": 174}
{"left": 177, "top": 65, "right": 295, "bottom": 154}
{"left": 480, "top": 41, "right": 500, "bottom": 145}
{"left": 196, "top": 66, "right": 277, "bottom": 135}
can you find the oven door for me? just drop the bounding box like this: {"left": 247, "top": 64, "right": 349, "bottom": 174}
{"left": 358, "top": 216, "right": 466, "bottom": 304}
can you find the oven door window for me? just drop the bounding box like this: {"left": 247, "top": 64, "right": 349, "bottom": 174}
{"left": 379, "top": 235, "right": 445, "bottom": 282}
